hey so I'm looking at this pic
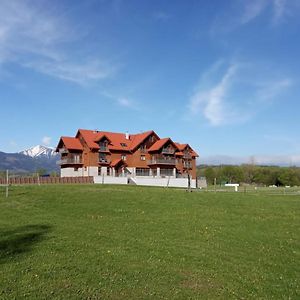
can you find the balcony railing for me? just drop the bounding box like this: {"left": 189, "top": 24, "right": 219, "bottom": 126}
{"left": 99, "top": 158, "right": 111, "bottom": 164}
{"left": 57, "top": 157, "right": 82, "bottom": 165}
{"left": 148, "top": 158, "right": 176, "bottom": 165}
{"left": 183, "top": 163, "right": 193, "bottom": 169}
{"left": 162, "top": 148, "right": 175, "bottom": 154}
{"left": 99, "top": 146, "right": 108, "bottom": 152}
{"left": 183, "top": 153, "right": 192, "bottom": 159}
{"left": 58, "top": 148, "right": 69, "bottom": 154}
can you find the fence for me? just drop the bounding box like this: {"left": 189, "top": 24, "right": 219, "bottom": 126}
{"left": 0, "top": 176, "right": 94, "bottom": 185}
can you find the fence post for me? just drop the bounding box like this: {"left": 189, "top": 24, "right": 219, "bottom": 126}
{"left": 214, "top": 178, "right": 216, "bottom": 193}
{"left": 6, "top": 170, "right": 9, "bottom": 198}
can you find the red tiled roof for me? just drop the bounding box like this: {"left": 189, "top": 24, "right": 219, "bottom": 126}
{"left": 148, "top": 138, "right": 170, "bottom": 152}
{"left": 77, "top": 129, "right": 100, "bottom": 149}
{"left": 94, "top": 133, "right": 112, "bottom": 143}
{"left": 101, "top": 131, "right": 131, "bottom": 151}
{"left": 174, "top": 143, "right": 187, "bottom": 151}
{"left": 75, "top": 129, "right": 198, "bottom": 156}
{"left": 191, "top": 150, "right": 199, "bottom": 157}
{"left": 175, "top": 151, "right": 184, "bottom": 156}
{"left": 56, "top": 137, "right": 83, "bottom": 151}
{"left": 175, "top": 142, "right": 199, "bottom": 157}
{"left": 129, "top": 130, "right": 154, "bottom": 150}
{"left": 77, "top": 129, "right": 158, "bottom": 152}
{"left": 111, "top": 158, "right": 127, "bottom": 167}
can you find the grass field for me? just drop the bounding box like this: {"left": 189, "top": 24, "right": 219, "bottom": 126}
{"left": 0, "top": 185, "right": 299, "bottom": 299}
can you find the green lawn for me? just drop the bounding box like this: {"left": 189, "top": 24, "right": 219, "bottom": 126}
{"left": 0, "top": 185, "right": 299, "bottom": 299}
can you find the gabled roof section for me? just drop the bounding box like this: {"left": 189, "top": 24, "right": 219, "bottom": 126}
{"left": 94, "top": 133, "right": 112, "bottom": 143}
{"left": 175, "top": 151, "right": 184, "bottom": 156}
{"left": 175, "top": 142, "right": 199, "bottom": 157}
{"left": 56, "top": 137, "right": 83, "bottom": 151}
{"left": 175, "top": 143, "right": 187, "bottom": 151}
{"left": 77, "top": 129, "right": 160, "bottom": 152}
{"left": 148, "top": 138, "right": 179, "bottom": 152}
{"left": 101, "top": 131, "right": 131, "bottom": 151}
{"left": 77, "top": 129, "right": 100, "bottom": 149}
{"left": 129, "top": 130, "right": 158, "bottom": 151}
{"left": 111, "top": 158, "right": 127, "bottom": 167}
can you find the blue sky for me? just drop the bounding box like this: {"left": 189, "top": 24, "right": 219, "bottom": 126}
{"left": 1, "top": 0, "right": 300, "bottom": 165}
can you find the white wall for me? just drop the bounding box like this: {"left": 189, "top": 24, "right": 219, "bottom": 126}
{"left": 61, "top": 166, "right": 98, "bottom": 177}
{"left": 84, "top": 166, "right": 98, "bottom": 177}
{"left": 61, "top": 167, "right": 84, "bottom": 177}
{"left": 94, "top": 176, "right": 128, "bottom": 185}
{"left": 131, "top": 177, "right": 196, "bottom": 188}
{"left": 60, "top": 168, "right": 197, "bottom": 188}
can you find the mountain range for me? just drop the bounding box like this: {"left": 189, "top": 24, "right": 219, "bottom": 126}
{"left": 0, "top": 145, "right": 59, "bottom": 173}
{"left": 20, "top": 145, "right": 57, "bottom": 158}
{"left": 1, "top": 145, "right": 299, "bottom": 174}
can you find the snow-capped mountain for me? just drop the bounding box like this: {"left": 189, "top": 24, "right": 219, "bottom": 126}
{"left": 20, "top": 145, "right": 57, "bottom": 158}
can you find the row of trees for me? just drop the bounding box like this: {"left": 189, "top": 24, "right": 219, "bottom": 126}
{"left": 0, "top": 169, "right": 59, "bottom": 178}
{"left": 198, "top": 165, "right": 300, "bottom": 186}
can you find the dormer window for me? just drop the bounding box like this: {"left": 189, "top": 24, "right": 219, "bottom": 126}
{"left": 120, "top": 143, "right": 127, "bottom": 147}
{"left": 140, "top": 144, "right": 146, "bottom": 152}
{"left": 99, "top": 141, "right": 107, "bottom": 151}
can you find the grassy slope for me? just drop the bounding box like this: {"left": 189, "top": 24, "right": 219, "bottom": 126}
{"left": 0, "top": 185, "right": 299, "bottom": 299}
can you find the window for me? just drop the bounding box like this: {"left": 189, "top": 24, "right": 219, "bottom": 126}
{"left": 140, "top": 155, "right": 146, "bottom": 161}
{"left": 160, "top": 168, "right": 173, "bottom": 177}
{"left": 140, "top": 144, "right": 146, "bottom": 153}
{"left": 99, "top": 153, "right": 107, "bottom": 162}
{"left": 120, "top": 143, "right": 127, "bottom": 147}
{"left": 136, "top": 168, "right": 150, "bottom": 176}
{"left": 74, "top": 167, "right": 79, "bottom": 171}
{"left": 121, "top": 154, "right": 126, "bottom": 161}
{"left": 99, "top": 141, "right": 107, "bottom": 151}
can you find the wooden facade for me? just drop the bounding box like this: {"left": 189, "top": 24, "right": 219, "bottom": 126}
{"left": 56, "top": 129, "right": 198, "bottom": 179}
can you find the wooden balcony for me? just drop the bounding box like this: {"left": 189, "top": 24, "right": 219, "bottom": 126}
{"left": 98, "top": 158, "right": 111, "bottom": 165}
{"left": 183, "top": 153, "right": 192, "bottom": 159}
{"left": 99, "top": 146, "right": 109, "bottom": 152}
{"left": 57, "top": 157, "right": 82, "bottom": 165}
{"left": 183, "top": 163, "right": 193, "bottom": 169}
{"left": 162, "top": 148, "right": 175, "bottom": 154}
{"left": 57, "top": 148, "right": 69, "bottom": 154}
{"left": 148, "top": 158, "right": 176, "bottom": 165}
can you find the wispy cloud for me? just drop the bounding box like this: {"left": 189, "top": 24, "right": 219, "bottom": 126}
{"left": 241, "top": 0, "right": 268, "bottom": 24}
{"left": 188, "top": 60, "right": 293, "bottom": 126}
{"left": 189, "top": 63, "right": 238, "bottom": 126}
{"left": 42, "top": 136, "right": 51, "bottom": 146}
{"left": 211, "top": 0, "right": 297, "bottom": 33}
{"left": 100, "top": 91, "right": 138, "bottom": 110}
{"left": 152, "top": 11, "right": 171, "bottom": 21}
{"left": 257, "top": 78, "right": 292, "bottom": 100}
{"left": 117, "top": 97, "right": 133, "bottom": 108}
{"left": 0, "top": 0, "right": 116, "bottom": 84}
{"left": 273, "top": 0, "right": 288, "bottom": 23}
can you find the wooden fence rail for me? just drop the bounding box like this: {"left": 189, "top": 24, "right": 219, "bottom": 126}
{"left": 0, "top": 176, "right": 94, "bottom": 185}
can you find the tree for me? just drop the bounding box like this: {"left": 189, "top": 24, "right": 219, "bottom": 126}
{"left": 204, "top": 167, "right": 216, "bottom": 185}
{"left": 36, "top": 168, "right": 47, "bottom": 176}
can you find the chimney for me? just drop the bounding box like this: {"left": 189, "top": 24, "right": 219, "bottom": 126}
{"left": 125, "top": 131, "right": 129, "bottom": 140}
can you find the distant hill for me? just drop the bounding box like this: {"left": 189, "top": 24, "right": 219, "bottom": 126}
{"left": 0, "top": 145, "right": 59, "bottom": 173}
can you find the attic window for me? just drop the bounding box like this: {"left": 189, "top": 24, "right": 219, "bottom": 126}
{"left": 120, "top": 143, "right": 127, "bottom": 147}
